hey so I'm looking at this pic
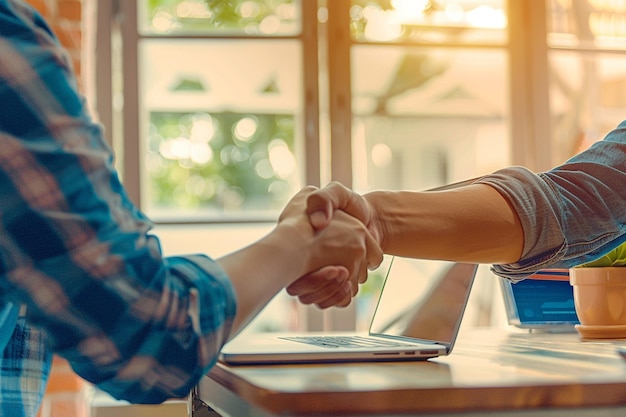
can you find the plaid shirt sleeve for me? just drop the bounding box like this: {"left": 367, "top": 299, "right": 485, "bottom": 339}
{"left": 0, "top": 0, "right": 237, "bottom": 406}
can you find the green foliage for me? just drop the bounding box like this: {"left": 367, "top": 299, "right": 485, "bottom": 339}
{"left": 140, "top": 1, "right": 301, "bottom": 216}
{"left": 147, "top": 111, "right": 296, "bottom": 213}
{"left": 144, "top": 0, "right": 297, "bottom": 33}
{"left": 579, "top": 242, "right": 626, "bottom": 267}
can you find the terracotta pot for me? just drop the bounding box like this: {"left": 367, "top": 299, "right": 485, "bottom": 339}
{"left": 569, "top": 267, "right": 626, "bottom": 326}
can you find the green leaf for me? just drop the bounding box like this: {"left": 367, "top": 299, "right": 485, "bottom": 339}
{"left": 579, "top": 242, "right": 626, "bottom": 267}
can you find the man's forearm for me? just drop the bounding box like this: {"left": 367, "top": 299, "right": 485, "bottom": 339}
{"left": 364, "top": 183, "right": 524, "bottom": 264}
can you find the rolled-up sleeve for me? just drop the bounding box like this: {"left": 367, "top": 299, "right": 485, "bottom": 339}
{"left": 477, "top": 122, "right": 626, "bottom": 281}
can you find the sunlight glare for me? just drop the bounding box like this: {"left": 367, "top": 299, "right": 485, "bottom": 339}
{"left": 190, "top": 142, "right": 213, "bottom": 165}
{"left": 234, "top": 117, "right": 258, "bottom": 142}
{"left": 445, "top": 3, "right": 465, "bottom": 23}
{"left": 276, "top": 3, "right": 297, "bottom": 20}
{"left": 371, "top": 143, "right": 393, "bottom": 168}
{"left": 363, "top": 8, "right": 402, "bottom": 42}
{"left": 160, "top": 137, "right": 191, "bottom": 160}
{"left": 268, "top": 140, "right": 296, "bottom": 179}
{"left": 190, "top": 116, "right": 215, "bottom": 143}
{"left": 260, "top": 15, "right": 281, "bottom": 34}
{"left": 390, "top": 0, "right": 428, "bottom": 19}
{"left": 152, "top": 11, "right": 176, "bottom": 33}
{"left": 239, "top": 1, "right": 260, "bottom": 18}
{"left": 177, "top": 0, "right": 209, "bottom": 18}
{"left": 466, "top": 6, "right": 507, "bottom": 28}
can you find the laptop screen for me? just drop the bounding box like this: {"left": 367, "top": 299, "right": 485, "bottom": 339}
{"left": 500, "top": 269, "right": 579, "bottom": 328}
{"left": 369, "top": 257, "right": 477, "bottom": 346}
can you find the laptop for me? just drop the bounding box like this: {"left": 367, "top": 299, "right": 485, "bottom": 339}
{"left": 220, "top": 256, "right": 478, "bottom": 364}
{"left": 500, "top": 268, "right": 579, "bottom": 331}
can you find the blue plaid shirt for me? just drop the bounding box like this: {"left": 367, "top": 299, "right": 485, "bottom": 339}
{"left": 0, "top": 0, "right": 237, "bottom": 413}
{"left": 1, "top": 311, "right": 52, "bottom": 417}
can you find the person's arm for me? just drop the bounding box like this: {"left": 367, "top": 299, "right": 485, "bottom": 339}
{"left": 287, "top": 181, "right": 522, "bottom": 304}
{"left": 219, "top": 186, "right": 382, "bottom": 333}
{"left": 301, "top": 120, "right": 626, "bottom": 288}
{"left": 305, "top": 181, "right": 523, "bottom": 264}
{"left": 0, "top": 4, "right": 234, "bottom": 403}
{"left": 0, "top": 3, "right": 381, "bottom": 404}
{"left": 362, "top": 183, "right": 524, "bottom": 263}
{"left": 479, "top": 147, "right": 626, "bottom": 279}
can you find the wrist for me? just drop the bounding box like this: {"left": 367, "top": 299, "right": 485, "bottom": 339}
{"left": 363, "top": 191, "right": 387, "bottom": 252}
{"left": 269, "top": 218, "right": 314, "bottom": 277}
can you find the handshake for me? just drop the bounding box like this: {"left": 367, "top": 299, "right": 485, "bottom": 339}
{"left": 277, "top": 182, "right": 385, "bottom": 310}
{"left": 277, "top": 178, "right": 523, "bottom": 310}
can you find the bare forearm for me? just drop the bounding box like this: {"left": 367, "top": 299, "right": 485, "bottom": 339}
{"left": 217, "top": 225, "right": 305, "bottom": 336}
{"left": 364, "top": 184, "right": 524, "bottom": 264}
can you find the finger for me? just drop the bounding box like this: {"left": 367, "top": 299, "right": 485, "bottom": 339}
{"left": 298, "top": 280, "right": 352, "bottom": 306}
{"left": 352, "top": 247, "right": 375, "bottom": 295}
{"left": 321, "top": 210, "right": 379, "bottom": 296}
{"left": 357, "top": 260, "right": 369, "bottom": 286}
{"left": 286, "top": 266, "right": 348, "bottom": 296}
{"left": 340, "top": 257, "right": 363, "bottom": 298}
{"left": 306, "top": 182, "right": 370, "bottom": 230}
{"left": 288, "top": 279, "right": 344, "bottom": 301}
{"left": 313, "top": 284, "right": 353, "bottom": 309}
{"left": 287, "top": 266, "right": 352, "bottom": 308}
{"left": 350, "top": 263, "right": 368, "bottom": 297}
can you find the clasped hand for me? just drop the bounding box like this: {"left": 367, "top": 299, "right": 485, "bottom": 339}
{"left": 280, "top": 183, "right": 383, "bottom": 309}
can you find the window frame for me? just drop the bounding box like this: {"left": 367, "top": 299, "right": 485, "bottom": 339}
{"left": 94, "top": 0, "right": 555, "bottom": 211}
{"left": 92, "top": 0, "right": 558, "bottom": 331}
{"left": 95, "top": 0, "right": 321, "bottom": 214}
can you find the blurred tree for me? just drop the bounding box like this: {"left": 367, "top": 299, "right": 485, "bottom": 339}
{"left": 148, "top": 112, "right": 295, "bottom": 214}
{"left": 141, "top": 0, "right": 298, "bottom": 217}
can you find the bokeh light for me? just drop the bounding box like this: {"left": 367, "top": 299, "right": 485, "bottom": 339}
{"left": 268, "top": 139, "right": 296, "bottom": 179}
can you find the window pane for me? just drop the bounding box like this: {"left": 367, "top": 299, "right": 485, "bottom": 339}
{"left": 351, "top": 45, "right": 511, "bottom": 192}
{"left": 139, "top": 0, "right": 301, "bottom": 36}
{"left": 549, "top": 51, "right": 626, "bottom": 164}
{"left": 350, "top": 45, "right": 511, "bottom": 330}
{"left": 548, "top": 0, "right": 626, "bottom": 50}
{"left": 139, "top": 40, "right": 303, "bottom": 220}
{"left": 350, "top": 0, "right": 507, "bottom": 45}
{"left": 547, "top": 0, "right": 626, "bottom": 164}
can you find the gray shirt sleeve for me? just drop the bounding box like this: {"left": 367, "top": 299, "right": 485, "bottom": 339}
{"left": 476, "top": 120, "right": 626, "bottom": 282}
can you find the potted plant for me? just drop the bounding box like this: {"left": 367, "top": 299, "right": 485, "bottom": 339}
{"left": 569, "top": 242, "right": 626, "bottom": 338}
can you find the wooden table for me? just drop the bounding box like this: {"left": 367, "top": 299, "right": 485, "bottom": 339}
{"left": 190, "top": 328, "right": 626, "bottom": 416}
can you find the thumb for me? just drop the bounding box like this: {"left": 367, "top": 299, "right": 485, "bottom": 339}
{"left": 307, "top": 193, "right": 333, "bottom": 229}
{"left": 307, "top": 182, "right": 371, "bottom": 230}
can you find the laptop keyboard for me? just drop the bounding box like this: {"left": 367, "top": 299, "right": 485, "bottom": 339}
{"left": 279, "top": 335, "right": 415, "bottom": 349}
